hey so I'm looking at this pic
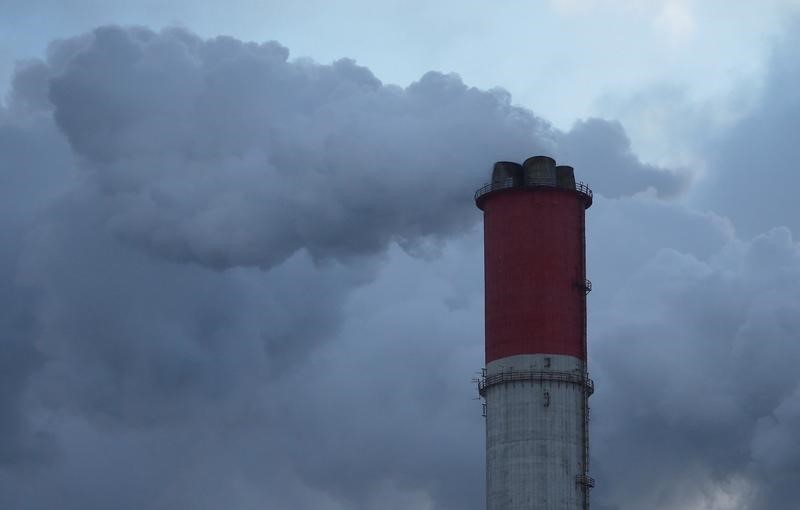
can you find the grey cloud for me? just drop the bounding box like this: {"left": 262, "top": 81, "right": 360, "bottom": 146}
{"left": 283, "top": 239, "right": 485, "bottom": 510}
{"left": 575, "top": 30, "right": 800, "bottom": 508}
{"left": 0, "top": 21, "right": 772, "bottom": 510}
{"left": 589, "top": 226, "right": 800, "bottom": 510}
{"left": 576, "top": 30, "right": 800, "bottom": 506}
{"left": 0, "top": 301, "right": 51, "bottom": 465}
{"left": 695, "top": 20, "right": 800, "bottom": 238}
{"left": 587, "top": 194, "right": 735, "bottom": 294}
{"left": 556, "top": 117, "right": 690, "bottom": 198}
{"left": 18, "top": 190, "right": 369, "bottom": 426}
{"left": 41, "top": 25, "right": 678, "bottom": 271}
{"left": 0, "top": 83, "right": 75, "bottom": 465}
{"left": 44, "top": 26, "right": 548, "bottom": 270}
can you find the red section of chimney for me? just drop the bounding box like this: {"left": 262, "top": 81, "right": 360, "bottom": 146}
{"left": 481, "top": 186, "right": 588, "bottom": 363}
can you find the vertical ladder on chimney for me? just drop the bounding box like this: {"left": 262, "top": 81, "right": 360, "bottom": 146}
{"left": 579, "top": 202, "right": 593, "bottom": 510}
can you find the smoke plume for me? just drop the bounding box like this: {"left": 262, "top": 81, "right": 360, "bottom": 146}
{"left": 0, "top": 22, "right": 797, "bottom": 510}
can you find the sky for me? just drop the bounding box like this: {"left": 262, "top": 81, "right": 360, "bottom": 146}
{"left": 2, "top": 1, "right": 800, "bottom": 509}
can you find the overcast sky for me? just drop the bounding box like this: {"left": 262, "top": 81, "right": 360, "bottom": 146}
{"left": 2, "top": 2, "right": 800, "bottom": 510}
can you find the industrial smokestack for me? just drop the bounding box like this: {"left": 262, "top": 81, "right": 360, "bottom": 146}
{"left": 475, "top": 156, "right": 594, "bottom": 510}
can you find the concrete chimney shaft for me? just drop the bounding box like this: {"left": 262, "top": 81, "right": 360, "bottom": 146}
{"left": 475, "top": 157, "right": 594, "bottom": 510}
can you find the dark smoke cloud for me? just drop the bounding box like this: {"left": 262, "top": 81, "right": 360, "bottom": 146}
{"left": 38, "top": 25, "right": 680, "bottom": 270}
{"left": 0, "top": 21, "right": 796, "bottom": 510}
{"left": 0, "top": 23, "right": 679, "bottom": 510}
{"left": 43, "top": 26, "right": 544, "bottom": 270}
{"left": 589, "top": 222, "right": 800, "bottom": 510}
